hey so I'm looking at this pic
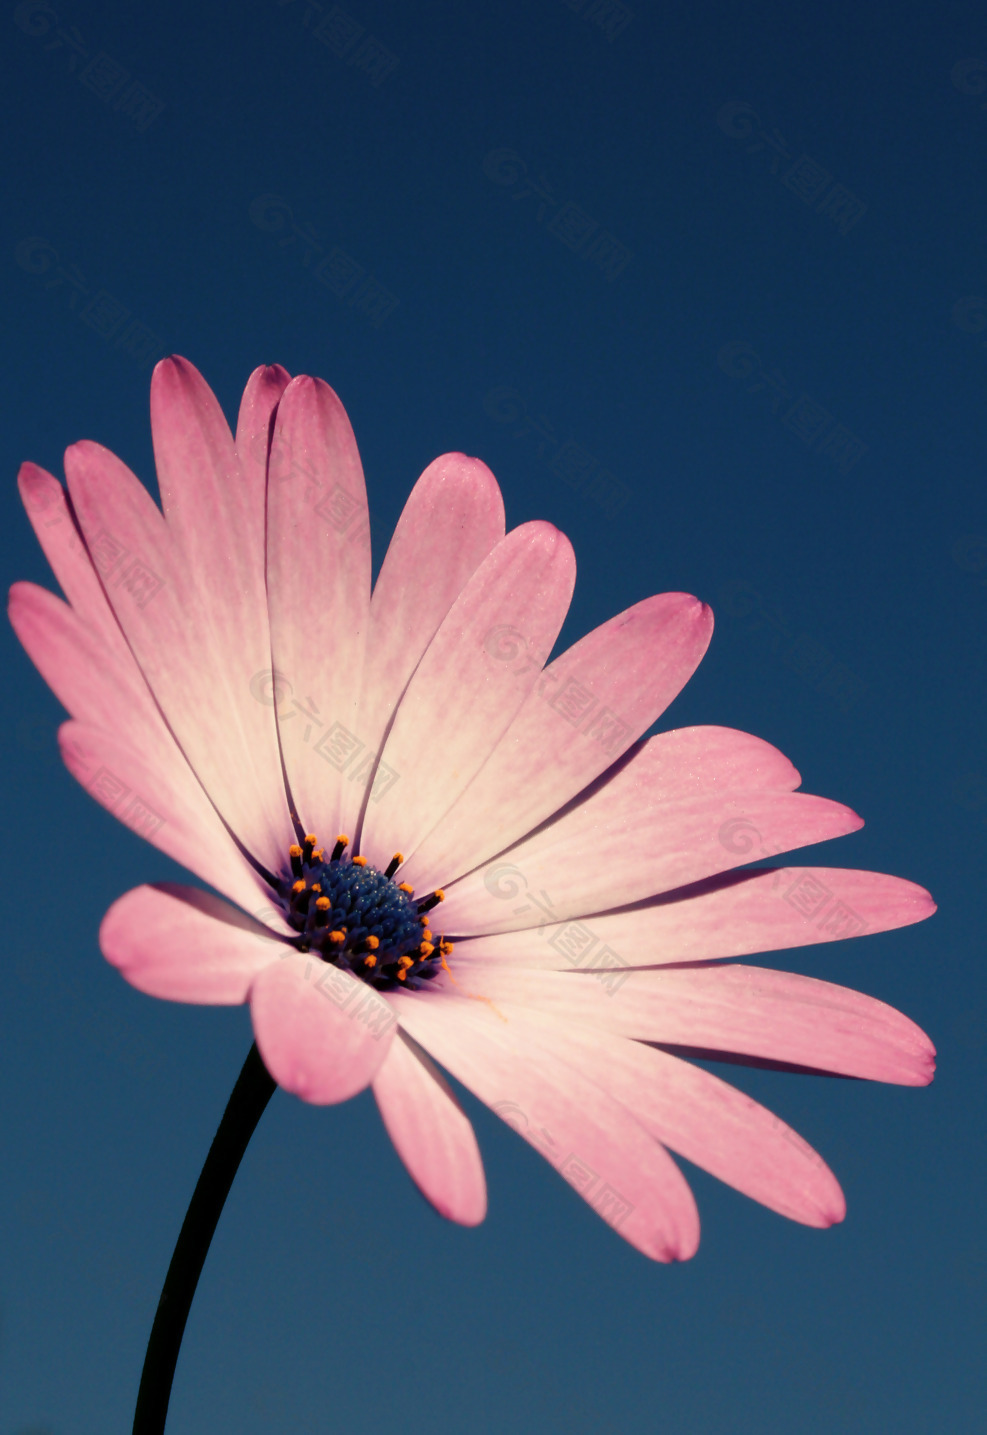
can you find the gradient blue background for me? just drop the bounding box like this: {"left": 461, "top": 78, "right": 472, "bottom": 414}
{"left": 1, "top": 1, "right": 984, "bottom": 1431}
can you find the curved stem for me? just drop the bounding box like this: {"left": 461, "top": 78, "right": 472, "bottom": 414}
{"left": 132, "top": 1042, "right": 277, "bottom": 1435}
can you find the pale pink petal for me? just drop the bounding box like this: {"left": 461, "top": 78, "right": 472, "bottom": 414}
{"left": 509, "top": 1019, "right": 845, "bottom": 1226}
{"left": 406, "top": 596, "right": 715, "bottom": 890}
{"left": 361, "top": 522, "right": 576, "bottom": 870}
{"left": 10, "top": 581, "right": 158, "bottom": 735}
{"left": 234, "top": 362, "right": 293, "bottom": 508}
{"left": 249, "top": 953, "right": 396, "bottom": 1104}
{"left": 265, "top": 376, "right": 371, "bottom": 842}
{"left": 341, "top": 453, "right": 506, "bottom": 837}
{"left": 64, "top": 437, "right": 292, "bottom": 871}
{"left": 372, "top": 1030, "right": 487, "bottom": 1226}
{"left": 150, "top": 356, "right": 292, "bottom": 833}
{"left": 12, "top": 583, "right": 278, "bottom": 918}
{"left": 441, "top": 790, "right": 863, "bottom": 935}
{"left": 392, "top": 989, "right": 700, "bottom": 1261}
{"left": 589, "top": 724, "right": 802, "bottom": 799}
{"left": 152, "top": 357, "right": 258, "bottom": 562}
{"left": 149, "top": 362, "right": 292, "bottom": 806}
{"left": 100, "top": 884, "right": 283, "bottom": 1004}
{"left": 59, "top": 721, "right": 278, "bottom": 922}
{"left": 16, "top": 463, "right": 130, "bottom": 653}
{"left": 452, "top": 868, "right": 935, "bottom": 970}
{"left": 451, "top": 966, "right": 935, "bottom": 1085}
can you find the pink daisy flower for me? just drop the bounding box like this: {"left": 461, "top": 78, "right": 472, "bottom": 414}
{"left": 9, "top": 357, "right": 935, "bottom": 1267}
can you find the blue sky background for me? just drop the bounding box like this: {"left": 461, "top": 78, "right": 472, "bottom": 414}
{"left": 1, "top": 1, "right": 985, "bottom": 1431}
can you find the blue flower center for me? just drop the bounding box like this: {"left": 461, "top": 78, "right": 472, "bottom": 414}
{"left": 274, "top": 834, "right": 450, "bottom": 992}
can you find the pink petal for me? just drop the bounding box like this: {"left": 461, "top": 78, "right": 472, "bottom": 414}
{"left": 234, "top": 362, "right": 293, "bottom": 506}
{"left": 265, "top": 376, "right": 371, "bottom": 842}
{"left": 148, "top": 362, "right": 291, "bottom": 800}
{"left": 151, "top": 357, "right": 292, "bottom": 825}
{"left": 10, "top": 581, "right": 158, "bottom": 735}
{"left": 392, "top": 990, "right": 700, "bottom": 1261}
{"left": 601, "top": 724, "right": 802, "bottom": 798}
{"left": 362, "top": 522, "right": 576, "bottom": 870}
{"left": 406, "top": 595, "right": 715, "bottom": 890}
{"left": 10, "top": 587, "right": 272, "bottom": 911}
{"left": 64, "top": 435, "right": 292, "bottom": 872}
{"left": 451, "top": 966, "right": 935, "bottom": 1085}
{"left": 372, "top": 1030, "right": 487, "bottom": 1226}
{"left": 100, "top": 884, "right": 282, "bottom": 1004}
{"left": 16, "top": 462, "right": 130, "bottom": 654}
{"left": 152, "top": 357, "right": 262, "bottom": 572}
{"left": 59, "top": 721, "right": 276, "bottom": 921}
{"left": 249, "top": 953, "right": 396, "bottom": 1104}
{"left": 441, "top": 789, "right": 863, "bottom": 935}
{"left": 341, "top": 452, "right": 506, "bottom": 838}
{"left": 452, "top": 867, "right": 935, "bottom": 970}
{"left": 512, "top": 1020, "right": 845, "bottom": 1226}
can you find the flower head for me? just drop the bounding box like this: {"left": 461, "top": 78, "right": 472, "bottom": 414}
{"left": 9, "top": 357, "right": 935, "bottom": 1261}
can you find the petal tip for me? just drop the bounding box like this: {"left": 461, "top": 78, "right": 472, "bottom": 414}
{"left": 17, "top": 460, "right": 57, "bottom": 498}
{"left": 151, "top": 354, "right": 199, "bottom": 393}
{"left": 435, "top": 1194, "right": 488, "bottom": 1227}
{"left": 815, "top": 1178, "right": 847, "bottom": 1227}
{"left": 260, "top": 362, "right": 292, "bottom": 386}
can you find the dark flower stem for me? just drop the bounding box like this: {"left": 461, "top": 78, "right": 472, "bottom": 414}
{"left": 132, "top": 1043, "right": 276, "bottom": 1435}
